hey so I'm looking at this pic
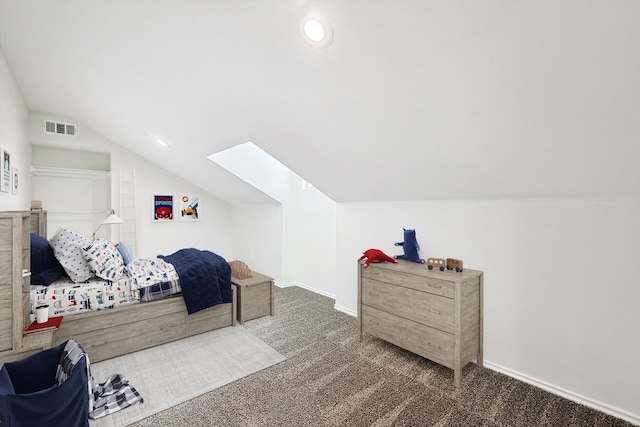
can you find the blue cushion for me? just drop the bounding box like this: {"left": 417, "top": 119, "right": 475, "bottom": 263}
{"left": 117, "top": 241, "right": 133, "bottom": 265}
{"left": 30, "top": 233, "right": 65, "bottom": 285}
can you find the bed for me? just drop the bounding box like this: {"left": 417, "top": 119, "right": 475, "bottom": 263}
{"left": 29, "top": 223, "right": 236, "bottom": 363}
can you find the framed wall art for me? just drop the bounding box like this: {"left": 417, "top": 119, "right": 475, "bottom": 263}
{"left": 1, "top": 149, "right": 10, "bottom": 193}
{"left": 153, "top": 194, "right": 174, "bottom": 222}
{"left": 179, "top": 194, "right": 199, "bottom": 221}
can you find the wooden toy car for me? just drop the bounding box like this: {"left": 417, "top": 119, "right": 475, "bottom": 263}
{"left": 427, "top": 258, "right": 446, "bottom": 271}
{"left": 446, "top": 258, "right": 463, "bottom": 272}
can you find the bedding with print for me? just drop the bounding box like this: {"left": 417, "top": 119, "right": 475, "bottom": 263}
{"left": 125, "top": 257, "right": 178, "bottom": 289}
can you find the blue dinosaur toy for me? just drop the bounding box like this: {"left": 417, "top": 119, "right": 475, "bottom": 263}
{"left": 394, "top": 228, "right": 425, "bottom": 263}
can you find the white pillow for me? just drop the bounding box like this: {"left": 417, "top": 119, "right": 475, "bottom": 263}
{"left": 83, "top": 238, "right": 125, "bottom": 281}
{"left": 49, "top": 228, "right": 94, "bottom": 283}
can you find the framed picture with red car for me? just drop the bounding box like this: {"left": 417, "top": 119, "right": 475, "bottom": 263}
{"left": 153, "top": 194, "right": 174, "bottom": 222}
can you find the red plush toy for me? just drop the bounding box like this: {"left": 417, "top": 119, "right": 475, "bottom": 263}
{"left": 358, "top": 248, "right": 397, "bottom": 268}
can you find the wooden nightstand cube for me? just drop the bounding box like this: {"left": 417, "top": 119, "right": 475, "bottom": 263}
{"left": 231, "top": 271, "right": 274, "bottom": 324}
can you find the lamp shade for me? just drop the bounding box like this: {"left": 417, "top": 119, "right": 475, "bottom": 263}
{"left": 92, "top": 209, "right": 124, "bottom": 240}
{"left": 101, "top": 209, "right": 124, "bottom": 225}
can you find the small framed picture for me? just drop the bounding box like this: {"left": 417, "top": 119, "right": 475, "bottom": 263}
{"left": 153, "top": 194, "right": 174, "bottom": 222}
{"left": 179, "top": 194, "right": 199, "bottom": 221}
{"left": 1, "top": 148, "right": 10, "bottom": 193}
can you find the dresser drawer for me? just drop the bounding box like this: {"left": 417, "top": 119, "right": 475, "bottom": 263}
{"left": 362, "top": 305, "right": 454, "bottom": 369}
{"left": 362, "top": 266, "right": 454, "bottom": 298}
{"left": 362, "top": 278, "right": 454, "bottom": 333}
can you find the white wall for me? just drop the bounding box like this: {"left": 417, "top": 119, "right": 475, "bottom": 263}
{"left": 284, "top": 180, "right": 336, "bottom": 298}
{"left": 336, "top": 198, "right": 640, "bottom": 422}
{"left": 0, "top": 49, "right": 30, "bottom": 210}
{"left": 231, "top": 203, "right": 283, "bottom": 282}
{"left": 28, "top": 111, "right": 235, "bottom": 260}
{"left": 212, "top": 141, "right": 336, "bottom": 296}
{"left": 223, "top": 169, "right": 337, "bottom": 298}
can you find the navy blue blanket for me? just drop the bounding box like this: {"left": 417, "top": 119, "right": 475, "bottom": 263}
{"left": 158, "top": 248, "right": 232, "bottom": 314}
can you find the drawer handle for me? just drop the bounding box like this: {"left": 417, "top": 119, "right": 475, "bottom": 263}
{"left": 427, "top": 342, "right": 442, "bottom": 350}
{"left": 429, "top": 283, "right": 442, "bottom": 289}
{"left": 427, "top": 307, "right": 441, "bottom": 315}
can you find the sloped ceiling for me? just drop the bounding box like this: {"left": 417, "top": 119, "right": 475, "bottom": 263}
{"left": 1, "top": 0, "right": 638, "bottom": 204}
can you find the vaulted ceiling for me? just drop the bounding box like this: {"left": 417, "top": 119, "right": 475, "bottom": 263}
{"left": 1, "top": 0, "right": 638, "bottom": 204}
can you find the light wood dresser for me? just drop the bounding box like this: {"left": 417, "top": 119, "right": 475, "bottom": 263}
{"left": 358, "top": 259, "right": 483, "bottom": 387}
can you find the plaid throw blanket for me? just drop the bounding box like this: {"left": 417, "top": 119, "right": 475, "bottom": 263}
{"left": 55, "top": 339, "right": 144, "bottom": 419}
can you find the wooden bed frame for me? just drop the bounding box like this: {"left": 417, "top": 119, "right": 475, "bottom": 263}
{"left": 31, "top": 213, "right": 237, "bottom": 363}
{"left": 53, "top": 288, "right": 236, "bottom": 363}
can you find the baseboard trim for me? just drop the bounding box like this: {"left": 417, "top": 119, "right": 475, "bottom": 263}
{"left": 484, "top": 361, "right": 640, "bottom": 426}
{"left": 334, "top": 304, "right": 357, "bottom": 317}
{"left": 275, "top": 281, "right": 336, "bottom": 299}
{"left": 274, "top": 281, "right": 293, "bottom": 288}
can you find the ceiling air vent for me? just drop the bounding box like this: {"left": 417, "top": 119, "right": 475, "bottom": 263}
{"left": 44, "top": 120, "right": 77, "bottom": 136}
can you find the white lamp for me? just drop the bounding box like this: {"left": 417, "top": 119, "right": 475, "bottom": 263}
{"left": 92, "top": 209, "right": 124, "bottom": 239}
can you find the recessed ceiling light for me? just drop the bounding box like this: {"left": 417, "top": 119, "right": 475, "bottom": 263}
{"left": 304, "top": 20, "right": 325, "bottom": 42}
{"left": 301, "top": 15, "right": 334, "bottom": 49}
{"left": 156, "top": 139, "right": 169, "bottom": 148}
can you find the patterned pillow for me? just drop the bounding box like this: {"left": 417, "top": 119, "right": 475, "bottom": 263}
{"left": 83, "top": 238, "right": 125, "bottom": 281}
{"left": 49, "top": 228, "right": 94, "bottom": 283}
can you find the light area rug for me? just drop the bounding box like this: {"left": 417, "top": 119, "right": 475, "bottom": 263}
{"left": 88, "top": 325, "right": 286, "bottom": 427}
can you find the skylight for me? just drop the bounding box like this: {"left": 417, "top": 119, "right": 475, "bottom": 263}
{"left": 207, "top": 141, "right": 298, "bottom": 203}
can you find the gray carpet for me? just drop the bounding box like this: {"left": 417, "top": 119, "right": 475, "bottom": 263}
{"left": 129, "top": 286, "right": 634, "bottom": 427}
{"left": 88, "top": 325, "right": 285, "bottom": 427}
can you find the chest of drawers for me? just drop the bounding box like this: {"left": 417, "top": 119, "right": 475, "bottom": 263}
{"left": 358, "top": 259, "right": 483, "bottom": 387}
